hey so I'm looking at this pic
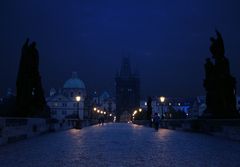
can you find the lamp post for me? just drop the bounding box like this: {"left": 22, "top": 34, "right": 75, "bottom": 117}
{"left": 75, "top": 96, "right": 81, "bottom": 119}
{"left": 92, "top": 107, "right": 97, "bottom": 119}
{"left": 160, "top": 96, "right": 165, "bottom": 119}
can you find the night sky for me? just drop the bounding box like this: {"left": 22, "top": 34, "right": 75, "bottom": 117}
{"left": 1, "top": 0, "right": 240, "bottom": 98}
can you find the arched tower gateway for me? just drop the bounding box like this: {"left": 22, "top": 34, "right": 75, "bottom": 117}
{"left": 115, "top": 57, "right": 140, "bottom": 122}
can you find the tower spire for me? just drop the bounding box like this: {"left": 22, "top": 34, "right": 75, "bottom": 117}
{"left": 120, "top": 57, "right": 132, "bottom": 77}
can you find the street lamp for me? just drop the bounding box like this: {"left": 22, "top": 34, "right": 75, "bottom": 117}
{"left": 75, "top": 96, "right": 81, "bottom": 129}
{"left": 160, "top": 96, "right": 165, "bottom": 119}
{"left": 92, "top": 107, "right": 97, "bottom": 119}
{"left": 75, "top": 96, "right": 81, "bottom": 119}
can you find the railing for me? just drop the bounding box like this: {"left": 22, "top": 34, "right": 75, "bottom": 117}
{"left": 133, "top": 119, "right": 240, "bottom": 141}
{"left": 160, "top": 119, "right": 240, "bottom": 132}
{"left": 0, "top": 117, "right": 100, "bottom": 146}
{"left": 5, "top": 118, "right": 28, "bottom": 127}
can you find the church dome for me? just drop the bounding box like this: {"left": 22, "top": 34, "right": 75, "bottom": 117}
{"left": 63, "top": 72, "right": 86, "bottom": 89}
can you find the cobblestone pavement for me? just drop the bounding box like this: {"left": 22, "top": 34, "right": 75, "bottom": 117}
{"left": 0, "top": 123, "right": 240, "bottom": 167}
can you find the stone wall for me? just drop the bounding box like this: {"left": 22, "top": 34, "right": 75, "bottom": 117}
{"left": 0, "top": 117, "right": 77, "bottom": 146}
{"left": 0, "top": 117, "right": 100, "bottom": 146}
{"left": 133, "top": 119, "right": 240, "bottom": 141}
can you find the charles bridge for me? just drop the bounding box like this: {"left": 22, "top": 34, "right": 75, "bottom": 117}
{"left": 0, "top": 118, "right": 240, "bottom": 167}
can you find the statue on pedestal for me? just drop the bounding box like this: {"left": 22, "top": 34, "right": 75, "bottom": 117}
{"left": 203, "top": 31, "right": 238, "bottom": 118}
{"left": 16, "top": 38, "right": 47, "bottom": 117}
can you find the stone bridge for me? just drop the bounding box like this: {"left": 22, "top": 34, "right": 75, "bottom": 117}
{"left": 0, "top": 123, "right": 240, "bottom": 167}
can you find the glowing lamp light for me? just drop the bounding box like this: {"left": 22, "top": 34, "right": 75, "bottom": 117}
{"left": 139, "top": 108, "right": 142, "bottom": 112}
{"left": 93, "top": 107, "right": 97, "bottom": 111}
{"left": 160, "top": 96, "right": 165, "bottom": 103}
{"left": 75, "top": 96, "right": 81, "bottom": 102}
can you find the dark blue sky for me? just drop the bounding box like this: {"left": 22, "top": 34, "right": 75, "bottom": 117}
{"left": 1, "top": 0, "right": 240, "bottom": 98}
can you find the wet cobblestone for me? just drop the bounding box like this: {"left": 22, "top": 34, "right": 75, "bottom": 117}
{"left": 0, "top": 123, "right": 240, "bottom": 167}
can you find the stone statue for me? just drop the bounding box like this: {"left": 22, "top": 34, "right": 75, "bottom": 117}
{"left": 203, "top": 31, "right": 238, "bottom": 118}
{"left": 16, "top": 38, "right": 47, "bottom": 117}
{"left": 147, "top": 96, "right": 152, "bottom": 120}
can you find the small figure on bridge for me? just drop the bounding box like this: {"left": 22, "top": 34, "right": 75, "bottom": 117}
{"left": 153, "top": 113, "right": 160, "bottom": 131}
{"left": 98, "top": 115, "right": 105, "bottom": 125}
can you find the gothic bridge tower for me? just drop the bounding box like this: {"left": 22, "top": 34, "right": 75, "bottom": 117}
{"left": 115, "top": 57, "right": 140, "bottom": 122}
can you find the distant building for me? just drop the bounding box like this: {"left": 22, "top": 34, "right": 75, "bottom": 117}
{"left": 237, "top": 96, "right": 240, "bottom": 112}
{"left": 115, "top": 57, "right": 140, "bottom": 121}
{"left": 0, "top": 88, "right": 17, "bottom": 117}
{"left": 188, "top": 96, "right": 206, "bottom": 119}
{"left": 91, "top": 91, "right": 116, "bottom": 116}
{"left": 140, "top": 96, "right": 192, "bottom": 118}
{"left": 46, "top": 72, "right": 86, "bottom": 120}
{"left": 188, "top": 95, "right": 240, "bottom": 119}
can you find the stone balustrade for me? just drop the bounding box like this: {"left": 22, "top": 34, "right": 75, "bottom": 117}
{"left": 133, "top": 119, "right": 240, "bottom": 141}
{"left": 0, "top": 117, "right": 90, "bottom": 146}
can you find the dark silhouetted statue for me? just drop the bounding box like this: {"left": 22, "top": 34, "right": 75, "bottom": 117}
{"left": 16, "top": 38, "right": 48, "bottom": 117}
{"left": 203, "top": 31, "right": 238, "bottom": 118}
{"left": 146, "top": 96, "right": 152, "bottom": 120}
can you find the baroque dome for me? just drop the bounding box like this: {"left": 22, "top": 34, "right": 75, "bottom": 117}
{"left": 63, "top": 72, "right": 86, "bottom": 89}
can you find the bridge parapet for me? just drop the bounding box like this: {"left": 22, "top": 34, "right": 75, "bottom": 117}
{"left": 0, "top": 117, "right": 77, "bottom": 146}
{"left": 133, "top": 119, "right": 240, "bottom": 141}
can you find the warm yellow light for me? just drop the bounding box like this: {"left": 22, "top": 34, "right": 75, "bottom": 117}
{"left": 93, "top": 107, "right": 97, "bottom": 111}
{"left": 97, "top": 110, "right": 100, "bottom": 113}
{"left": 100, "top": 111, "right": 103, "bottom": 114}
{"left": 139, "top": 108, "right": 142, "bottom": 112}
{"left": 160, "top": 96, "right": 165, "bottom": 103}
{"left": 133, "top": 110, "right": 137, "bottom": 115}
{"left": 75, "top": 96, "right": 81, "bottom": 102}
